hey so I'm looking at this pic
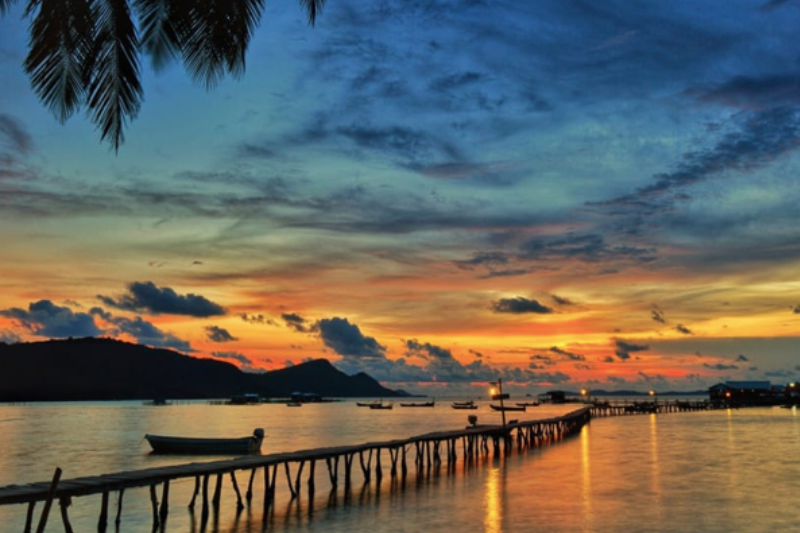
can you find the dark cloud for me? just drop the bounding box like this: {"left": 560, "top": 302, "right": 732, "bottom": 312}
{"left": 99, "top": 281, "right": 226, "bottom": 317}
{"left": 526, "top": 371, "right": 572, "bottom": 384}
{"left": 595, "top": 107, "right": 800, "bottom": 211}
{"left": 674, "top": 324, "right": 693, "bottom": 335}
{"left": 205, "top": 325, "right": 238, "bottom": 343}
{"left": 519, "top": 233, "right": 656, "bottom": 264}
{"left": 240, "top": 313, "right": 278, "bottom": 326}
{"left": 652, "top": 308, "right": 666, "bottom": 324}
{"left": 469, "top": 349, "right": 484, "bottom": 359}
{"left": 530, "top": 354, "right": 556, "bottom": 366}
{"left": 429, "top": 71, "right": 485, "bottom": 93}
{"left": 614, "top": 339, "right": 649, "bottom": 361}
{"left": 765, "top": 369, "right": 794, "bottom": 377}
{"left": 703, "top": 363, "right": 739, "bottom": 371}
{"left": 212, "top": 351, "right": 256, "bottom": 368}
{"left": 492, "top": 297, "right": 553, "bottom": 314}
{"left": 282, "top": 313, "right": 310, "bottom": 332}
{"left": 794, "top": 305, "right": 800, "bottom": 314}
{"left": 1, "top": 300, "right": 102, "bottom": 338}
{"left": 760, "top": 0, "right": 794, "bottom": 11}
{"left": 90, "top": 308, "right": 194, "bottom": 352}
{"left": 0, "top": 113, "right": 33, "bottom": 155}
{"left": 690, "top": 75, "right": 800, "bottom": 111}
{"left": 454, "top": 251, "right": 510, "bottom": 269}
{"left": 405, "top": 339, "right": 454, "bottom": 361}
{"left": 552, "top": 295, "right": 574, "bottom": 306}
{"left": 736, "top": 354, "right": 749, "bottom": 362}
{"left": 315, "top": 317, "right": 386, "bottom": 358}
{"left": 550, "top": 346, "right": 585, "bottom": 361}
{"left": 603, "top": 356, "right": 615, "bottom": 363}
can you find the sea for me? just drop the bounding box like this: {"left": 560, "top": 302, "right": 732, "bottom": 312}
{"left": 0, "top": 398, "right": 798, "bottom": 532}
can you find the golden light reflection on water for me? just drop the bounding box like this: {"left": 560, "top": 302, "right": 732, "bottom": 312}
{"left": 580, "top": 424, "right": 593, "bottom": 532}
{"left": 648, "top": 414, "right": 663, "bottom": 522}
{"left": 483, "top": 465, "right": 503, "bottom": 533}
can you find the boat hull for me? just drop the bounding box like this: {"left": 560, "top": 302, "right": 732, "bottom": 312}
{"left": 489, "top": 405, "right": 526, "bottom": 412}
{"left": 145, "top": 429, "right": 264, "bottom": 455}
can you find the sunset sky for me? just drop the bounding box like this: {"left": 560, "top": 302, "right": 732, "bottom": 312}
{"left": 1, "top": 0, "right": 800, "bottom": 394}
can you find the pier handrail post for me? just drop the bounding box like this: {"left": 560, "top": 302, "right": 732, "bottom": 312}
{"left": 35, "top": 466, "right": 61, "bottom": 533}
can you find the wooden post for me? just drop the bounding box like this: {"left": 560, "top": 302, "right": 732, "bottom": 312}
{"left": 201, "top": 474, "right": 210, "bottom": 523}
{"left": 285, "top": 462, "right": 299, "bottom": 500}
{"left": 188, "top": 476, "right": 200, "bottom": 509}
{"left": 230, "top": 472, "right": 244, "bottom": 511}
{"left": 98, "top": 490, "right": 109, "bottom": 532}
{"left": 59, "top": 496, "right": 74, "bottom": 533}
{"left": 115, "top": 488, "right": 125, "bottom": 526}
{"left": 308, "top": 459, "right": 316, "bottom": 496}
{"left": 246, "top": 468, "right": 256, "bottom": 504}
{"left": 34, "top": 466, "right": 61, "bottom": 533}
{"left": 212, "top": 473, "right": 223, "bottom": 508}
{"left": 149, "top": 484, "right": 159, "bottom": 528}
{"left": 159, "top": 480, "right": 170, "bottom": 523}
{"left": 24, "top": 501, "right": 35, "bottom": 533}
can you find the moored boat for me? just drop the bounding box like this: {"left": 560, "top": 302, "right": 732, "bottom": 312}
{"left": 400, "top": 400, "right": 435, "bottom": 407}
{"left": 369, "top": 402, "right": 393, "bottom": 410}
{"left": 452, "top": 401, "right": 478, "bottom": 410}
{"left": 145, "top": 428, "right": 265, "bottom": 455}
{"left": 490, "top": 404, "right": 525, "bottom": 412}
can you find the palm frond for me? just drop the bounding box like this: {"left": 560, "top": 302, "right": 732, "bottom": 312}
{"left": 179, "top": 0, "right": 265, "bottom": 89}
{"left": 23, "top": 0, "right": 95, "bottom": 123}
{"left": 0, "top": 0, "right": 21, "bottom": 15}
{"left": 298, "top": 0, "right": 325, "bottom": 27}
{"left": 133, "top": 0, "right": 184, "bottom": 70}
{"left": 86, "top": 0, "right": 142, "bottom": 151}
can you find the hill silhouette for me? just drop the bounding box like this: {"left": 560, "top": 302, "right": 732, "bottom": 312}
{"left": 0, "top": 337, "right": 401, "bottom": 401}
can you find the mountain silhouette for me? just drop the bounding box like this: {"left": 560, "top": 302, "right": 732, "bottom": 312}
{"left": 0, "top": 337, "right": 401, "bottom": 401}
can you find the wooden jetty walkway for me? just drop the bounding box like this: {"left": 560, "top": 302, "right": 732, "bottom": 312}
{"left": 589, "top": 399, "right": 721, "bottom": 417}
{"left": 0, "top": 407, "right": 591, "bottom": 532}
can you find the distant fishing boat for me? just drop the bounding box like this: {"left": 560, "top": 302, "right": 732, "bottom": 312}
{"left": 400, "top": 400, "right": 435, "bottom": 407}
{"left": 145, "top": 428, "right": 265, "bottom": 455}
{"left": 515, "top": 401, "right": 539, "bottom": 407}
{"left": 356, "top": 401, "right": 380, "bottom": 407}
{"left": 490, "top": 404, "right": 526, "bottom": 412}
{"left": 452, "top": 401, "right": 478, "bottom": 410}
{"left": 369, "top": 402, "right": 393, "bottom": 410}
{"left": 286, "top": 401, "right": 302, "bottom": 407}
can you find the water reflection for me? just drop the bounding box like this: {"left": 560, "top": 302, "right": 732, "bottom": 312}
{"left": 579, "top": 424, "right": 592, "bottom": 533}
{"left": 483, "top": 463, "right": 503, "bottom": 533}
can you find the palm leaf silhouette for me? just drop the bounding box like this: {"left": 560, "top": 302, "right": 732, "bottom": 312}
{"left": 3, "top": 0, "right": 325, "bottom": 150}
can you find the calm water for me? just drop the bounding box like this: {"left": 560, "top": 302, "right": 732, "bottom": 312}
{"left": 1, "top": 401, "right": 798, "bottom": 532}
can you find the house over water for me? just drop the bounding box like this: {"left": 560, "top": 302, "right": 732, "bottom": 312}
{"left": 708, "top": 381, "right": 774, "bottom": 406}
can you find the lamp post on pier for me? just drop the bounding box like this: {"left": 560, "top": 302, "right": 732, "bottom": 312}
{"left": 490, "top": 378, "right": 508, "bottom": 428}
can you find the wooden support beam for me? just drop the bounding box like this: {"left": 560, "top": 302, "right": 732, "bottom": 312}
{"left": 375, "top": 449, "right": 383, "bottom": 481}
{"left": 212, "top": 473, "right": 223, "bottom": 509}
{"left": 98, "top": 490, "right": 109, "bottom": 532}
{"left": 24, "top": 501, "right": 34, "bottom": 533}
{"left": 115, "top": 489, "right": 125, "bottom": 526}
{"left": 284, "top": 462, "right": 298, "bottom": 500}
{"left": 246, "top": 469, "right": 256, "bottom": 504}
{"left": 201, "top": 474, "right": 210, "bottom": 523}
{"left": 149, "top": 484, "right": 159, "bottom": 528}
{"left": 188, "top": 476, "right": 200, "bottom": 509}
{"left": 34, "top": 466, "right": 61, "bottom": 533}
{"left": 159, "top": 480, "right": 170, "bottom": 524}
{"left": 308, "top": 460, "right": 316, "bottom": 497}
{"left": 230, "top": 472, "right": 244, "bottom": 511}
{"left": 59, "top": 496, "right": 74, "bottom": 533}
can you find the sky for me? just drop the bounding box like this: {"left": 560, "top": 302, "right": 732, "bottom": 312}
{"left": 1, "top": 0, "right": 800, "bottom": 395}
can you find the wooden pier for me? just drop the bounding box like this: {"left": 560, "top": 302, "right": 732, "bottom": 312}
{"left": 0, "top": 407, "right": 591, "bottom": 532}
{"left": 589, "top": 399, "right": 720, "bottom": 417}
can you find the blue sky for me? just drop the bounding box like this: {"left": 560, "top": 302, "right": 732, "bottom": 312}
{"left": 1, "top": 0, "right": 800, "bottom": 393}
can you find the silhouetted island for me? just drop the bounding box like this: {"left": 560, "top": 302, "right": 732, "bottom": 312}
{"left": 0, "top": 337, "right": 404, "bottom": 401}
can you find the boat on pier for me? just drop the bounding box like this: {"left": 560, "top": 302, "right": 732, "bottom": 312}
{"left": 145, "top": 428, "right": 265, "bottom": 455}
